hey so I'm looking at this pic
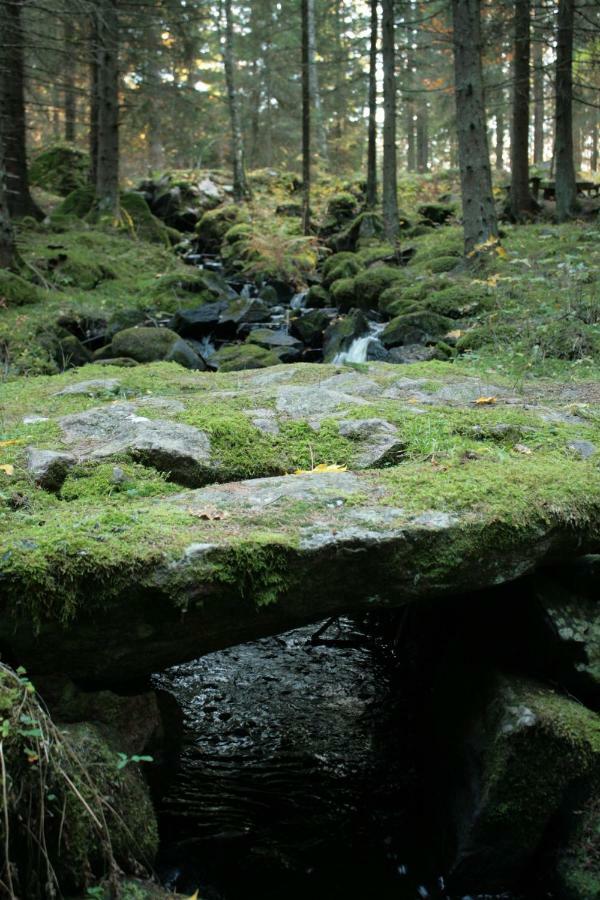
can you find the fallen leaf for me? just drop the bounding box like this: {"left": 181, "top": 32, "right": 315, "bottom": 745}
{"left": 0, "top": 439, "right": 22, "bottom": 448}
{"left": 188, "top": 507, "right": 229, "bottom": 521}
{"left": 0, "top": 465, "right": 14, "bottom": 476}
{"left": 513, "top": 444, "right": 533, "bottom": 455}
{"left": 496, "top": 245, "right": 508, "bottom": 259}
{"left": 294, "top": 463, "right": 348, "bottom": 475}
{"left": 186, "top": 891, "right": 199, "bottom": 900}
{"left": 446, "top": 329, "right": 463, "bottom": 341}
{"left": 474, "top": 397, "right": 497, "bottom": 406}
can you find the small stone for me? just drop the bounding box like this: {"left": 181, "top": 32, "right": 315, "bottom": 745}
{"left": 55, "top": 378, "right": 121, "bottom": 397}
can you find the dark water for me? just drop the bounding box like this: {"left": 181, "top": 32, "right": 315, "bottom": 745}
{"left": 153, "top": 617, "right": 520, "bottom": 900}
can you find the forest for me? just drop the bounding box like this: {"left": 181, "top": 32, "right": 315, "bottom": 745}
{"left": 1, "top": 1, "right": 600, "bottom": 899}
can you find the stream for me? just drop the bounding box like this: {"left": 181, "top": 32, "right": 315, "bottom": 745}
{"left": 153, "top": 615, "right": 523, "bottom": 900}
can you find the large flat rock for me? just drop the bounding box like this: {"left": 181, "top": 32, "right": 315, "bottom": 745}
{"left": 0, "top": 361, "right": 599, "bottom": 684}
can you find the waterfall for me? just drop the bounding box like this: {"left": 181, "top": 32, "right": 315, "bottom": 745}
{"left": 332, "top": 322, "right": 384, "bottom": 365}
{"left": 290, "top": 291, "right": 308, "bottom": 310}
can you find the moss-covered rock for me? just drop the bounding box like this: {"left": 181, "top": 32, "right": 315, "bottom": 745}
{"left": 120, "top": 192, "right": 179, "bottom": 245}
{"left": 52, "top": 185, "right": 96, "bottom": 220}
{"left": 306, "top": 284, "right": 331, "bottom": 308}
{"left": 111, "top": 326, "right": 205, "bottom": 369}
{"left": 0, "top": 665, "right": 158, "bottom": 896}
{"left": 417, "top": 202, "right": 456, "bottom": 225}
{"left": 557, "top": 789, "right": 600, "bottom": 900}
{"left": 534, "top": 319, "right": 600, "bottom": 361}
{"left": 354, "top": 266, "right": 404, "bottom": 309}
{"left": 196, "top": 203, "right": 249, "bottom": 249}
{"left": 30, "top": 145, "right": 90, "bottom": 197}
{"left": 427, "top": 255, "right": 462, "bottom": 274}
{"left": 0, "top": 269, "right": 48, "bottom": 306}
{"left": 330, "top": 276, "right": 357, "bottom": 312}
{"left": 290, "top": 309, "right": 331, "bottom": 347}
{"left": 322, "top": 251, "right": 363, "bottom": 288}
{"left": 325, "top": 191, "right": 358, "bottom": 223}
{"left": 211, "top": 342, "right": 281, "bottom": 371}
{"left": 446, "top": 676, "right": 600, "bottom": 894}
{"left": 329, "top": 210, "right": 385, "bottom": 252}
{"left": 381, "top": 311, "right": 453, "bottom": 348}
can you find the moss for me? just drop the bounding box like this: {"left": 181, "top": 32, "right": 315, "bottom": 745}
{"left": 0, "top": 666, "right": 158, "bottom": 896}
{"left": 557, "top": 790, "right": 600, "bottom": 900}
{"left": 417, "top": 201, "right": 456, "bottom": 224}
{"left": 0, "top": 269, "right": 48, "bottom": 306}
{"left": 381, "top": 310, "right": 453, "bottom": 347}
{"left": 211, "top": 342, "right": 281, "bottom": 371}
{"left": 196, "top": 203, "right": 249, "bottom": 248}
{"left": 111, "top": 326, "right": 179, "bottom": 363}
{"left": 329, "top": 276, "right": 357, "bottom": 311}
{"left": 29, "top": 145, "right": 90, "bottom": 197}
{"left": 322, "top": 251, "right": 363, "bottom": 287}
{"left": 52, "top": 186, "right": 96, "bottom": 220}
{"left": 533, "top": 319, "right": 600, "bottom": 361}
{"left": 119, "top": 192, "right": 178, "bottom": 245}
{"left": 353, "top": 265, "right": 404, "bottom": 309}
{"left": 475, "top": 679, "right": 600, "bottom": 860}
{"left": 306, "top": 284, "right": 331, "bottom": 308}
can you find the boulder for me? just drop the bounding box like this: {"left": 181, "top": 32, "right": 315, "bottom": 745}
{"left": 556, "top": 788, "right": 600, "bottom": 900}
{"left": 329, "top": 277, "right": 357, "bottom": 312}
{"left": 290, "top": 309, "right": 332, "bottom": 347}
{"left": 444, "top": 675, "right": 600, "bottom": 894}
{"left": 211, "top": 342, "right": 281, "bottom": 371}
{"left": 381, "top": 311, "right": 453, "bottom": 348}
{"left": 353, "top": 266, "right": 404, "bottom": 310}
{"left": 305, "top": 284, "right": 331, "bottom": 308}
{"left": 246, "top": 328, "right": 304, "bottom": 362}
{"left": 417, "top": 202, "right": 456, "bottom": 225}
{"left": 338, "top": 418, "right": 405, "bottom": 467}
{"left": 171, "top": 301, "right": 228, "bottom": 337}
{"left": 112, "top": 326, "right": 180, "bottom": 363}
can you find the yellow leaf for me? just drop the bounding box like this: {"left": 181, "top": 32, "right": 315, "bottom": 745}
{"left": 513, "top": 443, "right": 533, "bottom": 455}
{"left": 496, "top": 245, "right": 508, "bottom": 259}
{"left": 0, "top": 439, "right": 22, "bottom": 448}
{"left": 186, "top": 892, "right": 199, "bottom": 900}
{"left": 187, "top": 507, "right": 229, "bottom": 521}
{"left": 294, "top": 464, "right": 348, "bottom": 476}
{"left": 474, "top": 397, "right": 497, "bottom": 406}
{"left": 446, "top": 329, "right": 463, "bottom": 341}
{"left": 0, "top": 464, "right": 14, "bottom": 476}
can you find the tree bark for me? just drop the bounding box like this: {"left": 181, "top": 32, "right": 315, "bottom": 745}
{"left": 366, "top": 0, "right": 378, "bottom": 207}
{"left": 0, "top": 0, "right": 43, "bottom": 219}
{"left": 301, "top": 0, "right": 311, "bottom": 235}
{"left": 64, "top": 18, "right": 77, "bottom": 143}
{"left": 307, "top": 0, "right": 328, "bottom": 164}
{"left": 591, "top": 115, "right": 598, "bottom": 173}
{"left": 555, "top": 0, "right": 577, "bottom": 221}
{"left": 95, "top": 0, "right": 119, "bottom": 216}
{"left": 416, "top": 103, "right": 429, "bottom": 173}
{"left": 382, "top": 0, "right": 399, "bottom": 241}
{"left": 495, "top": 107, "right": 505, "bottom": 170}
{"left": 89, "top": 10, "right": 99, "bottom": 187}
{"left": 223, "top": 0, "right": 250, "bottom": 202}
{"left": 532, "top": 3, "right": 544, "bottom": 165}
{"left": 509, "top": 0, "right": 534, "bottom": 219}
{"left": 0, "top": 140, "right": 19, "bottom": 269}
{"left": 451, "top": 0, "right": 498, "bottom": 255}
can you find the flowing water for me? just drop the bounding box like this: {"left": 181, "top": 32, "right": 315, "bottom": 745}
{"left": 153, "top": 617, "right": 524, "bottom": 900}
{"left": 332, "top": 322, "right": 385, "bottom": 364}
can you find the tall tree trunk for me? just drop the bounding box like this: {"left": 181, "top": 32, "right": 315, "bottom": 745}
{"left": 223, "top": 0, "right": 250, "bottom": 202}
{"left": 0, "top": 0, "right": 43, "bottom": 219}
{"left": 95, "top": 0, "right": 119, "bottom": 215}
{"left": 301, "top": 0, "right": 311, "bottom": 235}
{"left": 64, "top": 18, "right": 77, "bottom": 143}
{"left": 382, "top": 0, "right": 399, "bottom": 241}
{"left": 366, "top": 0, "right": 378, "bottom": 207}
{"left": 532, "top": 3, "right": 544, "bottom": 165}
{"left": 591, "top": 114, "right": 599, "bottom": 173}
{"left": 89, "top": 11, "right": 99, "bottom": 186}
{"left": 307, "top": 0, "right": 328, "bottom": 164}
{"left": 416, "top": 103, "right": 429, "bottom": 173}
{"left": 555, "top": 0, "right": 577, "bottom": 221}
{"left": 452, "top": 0, "right": 498, "bottom": 255}
{"left": 0, "top": 141, "right": 19, "bottom": 269}
{"left": 510, "top": 0, "right": 534, "bottom": 219}
{"left": 406, "top": 100, "right": 416, "bottom": 170}
{"left": 495, "top": 107, "right": 505, "bottom": 170}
